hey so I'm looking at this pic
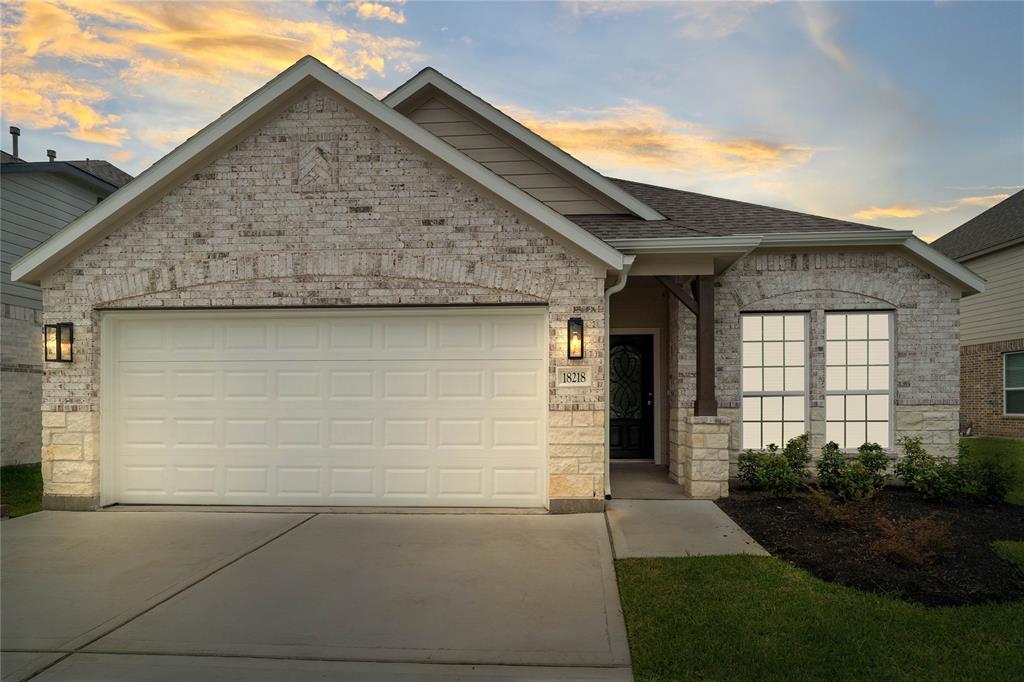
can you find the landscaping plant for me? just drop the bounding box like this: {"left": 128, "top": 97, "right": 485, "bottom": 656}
{"left": 815, "top": 441, "right": 890, "bottom": 502}
{"left": 895, "top": 436, "right": 1019, "bottom": 502}
{"left": 737, "top": 434, "right": 810, "bottom": 497}
{"left": 868, "top": 514, "right": 954, "bottom": 567}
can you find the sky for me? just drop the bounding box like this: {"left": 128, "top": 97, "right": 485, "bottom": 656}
{"left": 1, "top": 1, "right": 1021, "bottom": 242}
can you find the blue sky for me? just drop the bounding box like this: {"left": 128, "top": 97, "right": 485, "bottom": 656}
{"left": 2, "top": 1, "right": 1021, "bottom": 240}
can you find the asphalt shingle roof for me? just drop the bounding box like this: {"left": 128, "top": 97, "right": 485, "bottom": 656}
{"left": 570, "top": 178, "right": 887, "bottom": 240}
{"left": 65, "top": 160, "right": 133, "bottom": 188}
{"left": 930, "top": 190, "right": 1024, "bottom": 261}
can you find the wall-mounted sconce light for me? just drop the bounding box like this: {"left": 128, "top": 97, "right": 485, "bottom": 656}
{"left": 567, "top": 317, "right": 584, "bottom": 360}
{"left": 44, "top": 323, "right": 73, "bottom": 362}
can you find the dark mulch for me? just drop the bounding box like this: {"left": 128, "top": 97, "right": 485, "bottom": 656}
{"left": 717, "top": 486, "right": 1024, "bottom": 607}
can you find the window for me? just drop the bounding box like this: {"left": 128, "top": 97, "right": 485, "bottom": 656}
{"left": 742, "top": 314, "right": 807, "bottom": 449}
{"left": 1006, "top": 352, "right": 1024, "bottom": 415}
{"left": 825, "top": 312, "right": 892, "bottom": 448}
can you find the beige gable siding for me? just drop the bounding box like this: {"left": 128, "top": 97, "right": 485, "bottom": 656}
{"left": 960, "top": 243, "right": 1024, "bottom": 346}
{"left": 406, "top": 97, "right": 622, "bottom": 216}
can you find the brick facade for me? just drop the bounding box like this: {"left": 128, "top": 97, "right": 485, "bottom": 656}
{"left": 1, "top": 304, "right": 43, "bottom": 465}
{"left": 665, "top": 250, "right": 962, "bottom": 492}
{"left": 960, "top": 338, "right": 1024, "bottom": 438}
{"left": 38, "top": 86, "right": 607, "bottom": 511}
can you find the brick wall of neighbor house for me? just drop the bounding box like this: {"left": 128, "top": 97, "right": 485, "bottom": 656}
{"left": 38, "top": 86, "right": 607, "bottom": 511}
{"left": 961, "top": 338, "right": 1024, "bottom": 438}
{"left": 668, "top": 251, "right": 961, "bottom": 490}
{"left": 1, "top": 304, "right": 43, "bottom": 466}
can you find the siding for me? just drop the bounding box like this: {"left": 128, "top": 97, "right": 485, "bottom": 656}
{"left": 1, "top": 173, "right": 103, "bottom": 309}
{"left": 960, "top": 243, "right": 1024, "bottom": 346}
{"left": 405, "top": 96, "right": 623, "bottom": 216}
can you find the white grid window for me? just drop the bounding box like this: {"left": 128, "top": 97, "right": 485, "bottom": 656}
{"left": 825, "top": 312, "right": 892, "bottom": 448}
{"left": 1006, "top": 352, "right": 1024, "bottom": 415}
{"left": 742, "top": 314, "right": 807, "bottom": 449}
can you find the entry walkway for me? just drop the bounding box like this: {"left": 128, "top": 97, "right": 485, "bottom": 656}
{"left": 609, "top": 462, "right": 690, "bottom": 500}
{"left": 605, "top": 499, "right": 768, "bottom": 558}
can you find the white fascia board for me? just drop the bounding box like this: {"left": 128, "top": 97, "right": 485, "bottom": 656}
{"left": 606, "top": 235, "right": 763, "bottom": 254}
{"left": 603, "top": 230, "right": 985, "bottom": 294}
{"left": 13, "top": 57, "right": 623, "bottom": 284}
{"left": 384, "top": 69, "right": 667, "bottom": 222}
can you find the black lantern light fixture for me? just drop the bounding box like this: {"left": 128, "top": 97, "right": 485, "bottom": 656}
{"left": 567, "top": 317, "right": 584, "bottom": 360}
{"left": 44, "top": 323, "right": 73, "bottom": 362}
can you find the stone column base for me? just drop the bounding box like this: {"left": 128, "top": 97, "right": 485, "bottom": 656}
{"left": 669, "top": 414, "right": 732, "bottom": 499}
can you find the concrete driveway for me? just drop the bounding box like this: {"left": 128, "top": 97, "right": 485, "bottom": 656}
{"left": 1, "top": 511, "right": 630, "bottom": 681}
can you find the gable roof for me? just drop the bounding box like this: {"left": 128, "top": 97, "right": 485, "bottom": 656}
{"left": 11, "top": 56, "right": 624, "bottom": 285}
{"left": 931, "top": 189, "right": 1024, "bottom": 261}
{"left": 384, "top": 68, "right": 665, "bottom": 221}
{"left": 570, "top": 178, "right": 886, "bottom": 240}
{"left": 65, "top": 160, "right": 133, "bottom": 188}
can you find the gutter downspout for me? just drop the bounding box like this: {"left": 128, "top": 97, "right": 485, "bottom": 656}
{"left": 603, "top": 255, "right": 635, "bottom": 499}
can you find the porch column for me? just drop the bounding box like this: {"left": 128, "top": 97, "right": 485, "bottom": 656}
{"left": 693, "top": 275, "right": 717, "bottom": 417}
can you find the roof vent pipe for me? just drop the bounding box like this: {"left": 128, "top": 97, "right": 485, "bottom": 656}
{"left": 46, "top": 149, "right": 56, "bottom": 162}
{"left": 9, "top": 126, "right": 19, "bottom": 158}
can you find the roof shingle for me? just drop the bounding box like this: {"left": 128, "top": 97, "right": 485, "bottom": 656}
{"left": 570, "top": 178, "right": 887, "bottom": 240}
{"left": 930, "top": 190, "right": 1024, "bottom": 261}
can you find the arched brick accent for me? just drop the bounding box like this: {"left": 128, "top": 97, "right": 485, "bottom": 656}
{"left": 89, "top": 252, "right": 557, "bottom": 305}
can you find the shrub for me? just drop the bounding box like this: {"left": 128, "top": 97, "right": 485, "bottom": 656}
{"left": 737, "top": 435, "right": 810, "bottom": 497}
{"left": 894, "top": 436, "right": 962, "bottom": 501}
{"left": 815, "top": 441, "right": 889, "bottom": 502}
{"left": 960, "top": 457, "right": 1018, "bottom": 503}
{"left": 807, "top": 487, "right": 868, "bottom": 528}
{"left": 868, "top": 514, "right": 953, "bottom": 567}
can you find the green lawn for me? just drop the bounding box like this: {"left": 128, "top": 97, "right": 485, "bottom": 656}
{"left": 0, "top": 463, "right": 43, "bottom": 518}
{"left": 616, "top": 555, "right": 1024, "bottom": 682}
{"left": 960, "top": 436, "right": 1024, "bottom": 504}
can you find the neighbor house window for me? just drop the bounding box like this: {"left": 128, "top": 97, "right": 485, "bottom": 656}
{"left": 1006, "top": 352, "right": 1024, "bottom": 415}
{"left": 825, "top": 312, "right": 892, "bottom": 448}
{"left": 742, "top": 313, "right": 808, "bottom": 449}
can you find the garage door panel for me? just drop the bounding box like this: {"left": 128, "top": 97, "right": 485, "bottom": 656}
{"left": 108, "top": 310, "right": 547, "bottom": 507}
{"left": 115, "top": 312, "right": 546, "bottom": 362}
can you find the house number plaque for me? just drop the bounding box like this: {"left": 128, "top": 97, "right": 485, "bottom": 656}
{"left": 556, "top": 366, "right": 593, "bottom": 387}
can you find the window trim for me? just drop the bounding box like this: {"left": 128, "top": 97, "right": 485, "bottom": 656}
{"left": 1005, "top": 351, "right": 1024, "bottom": 416}
{"left": 824, "top": 310, "right": 895, "bottom": 451}
{"left": 740, "top": 312, "right": 810, "bottom": 450}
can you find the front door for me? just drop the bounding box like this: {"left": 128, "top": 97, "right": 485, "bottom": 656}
{"left": 609, "top": 334, "right": 654, "bottom": 460}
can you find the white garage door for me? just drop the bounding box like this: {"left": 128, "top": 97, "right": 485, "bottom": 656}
{"left": 103, "top": 308, "right": 547, "bottom": 507}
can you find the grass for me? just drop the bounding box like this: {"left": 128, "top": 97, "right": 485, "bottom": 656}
{"left": 960, "top": 436, "right": 1024, "bottom": 504}
{"left": 616, "top": 555, "right": 1024, "bottom": 681}
{"left": 994, "top": 541, "right": 1024, "bottom": 574}
{"left": 0, "top": 463, "right": 43, "bottom": 518}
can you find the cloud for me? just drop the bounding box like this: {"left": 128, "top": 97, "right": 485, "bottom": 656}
{"left": 672, "top": 2, "right": 766, "bottom": 41}
{"left": 503, "top": 102, "right": 816, "bottom": 177}
{"left": 0, "top": 70, "right": 128, "bottom": 145}
{"left": 0, "top": 0, "right": 422, "bottom": 156}
{"left": 851, "top": 193, "right": 1010, "bottom": 221}
{"left": 800, "top": 3, "right": 854, "bottom": 71}
{"left": 346, "top": 1, "right": 406, "bottom": 24}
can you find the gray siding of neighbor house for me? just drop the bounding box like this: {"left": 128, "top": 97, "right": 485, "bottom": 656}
{"left": 1, "top": 171, "right": 107, "bottom": 465}
{"left": 959, "top": 243, "right": 1024, "bottom": 347}
{"left": 405, "top": 96, "right": 622, "bottom": 216}
{"left": 2, "top": 172, "right": 103, "bottom": 309}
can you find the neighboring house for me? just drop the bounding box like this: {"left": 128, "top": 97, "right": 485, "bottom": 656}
{"left": 1, "top": 141, "right": 132, "bottom": 466}
{"left": 11, "top": 57, "right": 982, "bottom": 512}
{"left": 932, "top": 191, "right": 1023, "bottom": 438}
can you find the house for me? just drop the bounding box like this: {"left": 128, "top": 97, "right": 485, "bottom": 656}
{"left": 11, "top": 57, "right": 982, "bottom": 512}
{"left": 1, "top": 135, "right": 131, "bottom": 466}
{"left": 932, "top": 191, "right": 1023, "bottom": 438}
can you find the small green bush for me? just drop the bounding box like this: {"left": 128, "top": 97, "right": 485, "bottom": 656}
{"left": 737, "top": 435, "right": 810, "bottom": 497}
{"left": 960, "top": 457, "right": 1018, "bottom": 503}
{"left": 815, "top": 441, "right": 890, "bottom": 502}
{"left": 894, "top": 437, "right": 962, "bottom": 501}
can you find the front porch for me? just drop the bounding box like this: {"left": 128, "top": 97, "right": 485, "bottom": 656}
{"left": 607, "top": 274, "right": 733, "bottom": 500}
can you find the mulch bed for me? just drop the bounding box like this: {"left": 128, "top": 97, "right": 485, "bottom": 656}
{"left": 717, "top": 486, "right": 1024, "bottom": 607}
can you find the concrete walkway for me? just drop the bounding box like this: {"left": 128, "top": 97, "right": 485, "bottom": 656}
{"left": 2, "top": 511, "right": 631, "bottom": 681}
{"left": 605, "top": 499, "right": 768, "bottom": 558}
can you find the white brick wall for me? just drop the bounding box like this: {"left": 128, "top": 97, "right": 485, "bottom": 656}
{"left": 39, "top": 86, "right": 607, "bottom": 508}
{"left": 667, "top": 250, "right": 961, "bottom": 482}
